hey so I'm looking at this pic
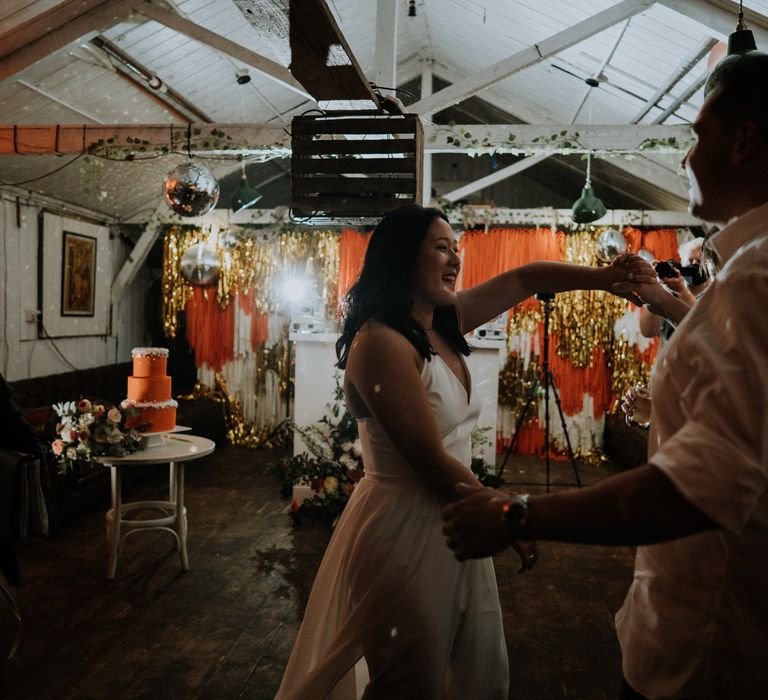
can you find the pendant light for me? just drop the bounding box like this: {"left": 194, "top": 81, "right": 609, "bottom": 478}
{"left": 230, "top": 160, "right": 261, "bottom": 213}
{"left": 727, "top": 1, "right": 757, "bottom": 55}
{"left": 571, "top": 151, "right": 606, "bottom": 224}
{"left": 705, "top": 1, "right": 765, "bottom": 96}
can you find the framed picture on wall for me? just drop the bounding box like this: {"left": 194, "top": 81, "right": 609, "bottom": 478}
{"left": 41, "top": 212, "right": 110, "bottom": 337}
{"left": 61, "top": 231, "right": 97, "bottom": 317}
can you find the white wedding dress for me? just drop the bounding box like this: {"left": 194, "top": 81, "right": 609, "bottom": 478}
{"left": 276, "top": 354, "right": 508, "bottom": 699}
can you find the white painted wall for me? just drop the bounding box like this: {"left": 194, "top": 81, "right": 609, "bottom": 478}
{"left": 0, "top": 191, "right": 151, "bottom": 381}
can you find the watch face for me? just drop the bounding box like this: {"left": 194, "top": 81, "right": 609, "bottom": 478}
{"left": 503, "top": 495, "right": 529, "bottom": 530}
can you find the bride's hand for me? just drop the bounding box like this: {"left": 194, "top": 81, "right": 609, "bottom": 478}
{"left": 511, "top": 539, "right": 538, "bottom": 573}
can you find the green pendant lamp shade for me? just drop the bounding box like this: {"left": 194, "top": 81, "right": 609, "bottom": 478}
{"left": 571, "top": 152, "right": 606, "bottom": 224}
{"left": 230, "top": 162, "right": 261, "bottom": 213}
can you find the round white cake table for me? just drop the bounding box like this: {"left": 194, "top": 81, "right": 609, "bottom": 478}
{"left": 96, "top": 434, "right": 215, "bottom": 578}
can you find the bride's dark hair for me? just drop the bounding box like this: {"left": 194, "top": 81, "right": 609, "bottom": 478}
{"left": 336, "top": 204, "right": 470, "bottom": 369}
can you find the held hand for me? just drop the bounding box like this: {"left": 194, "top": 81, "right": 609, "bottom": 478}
{"left": 621, "top": 384, "right": 652, "bottom": 427}
{"left": 442, "top": 482, "right": 514, "bottom": 560}
{"left": 609, "top": 254, "right": 657, "bottom": 305}
{"left": 511, "top": 539, "right": 539, "bottom": 573}
{"left": 612, "top": 275, "right": 674, "bottom": 313}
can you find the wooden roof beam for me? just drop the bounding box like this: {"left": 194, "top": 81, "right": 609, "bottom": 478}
{"left": 0, "top": 0, "right": 136, "bottom": 81}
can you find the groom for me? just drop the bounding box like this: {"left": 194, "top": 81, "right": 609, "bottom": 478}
{"left": 442, "top": 52, "right": 768, "bottom": 700}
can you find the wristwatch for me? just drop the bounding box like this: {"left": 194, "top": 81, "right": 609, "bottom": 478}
{"left": 501, "top": 494, "right": 530, "bottom": 534}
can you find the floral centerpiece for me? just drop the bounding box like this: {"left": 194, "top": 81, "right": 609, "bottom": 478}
{"left": 50, "top": 399, "right": 142, "bottom": 475}
{"left": 266, "top": 377, "right": 363, "bottom": 527}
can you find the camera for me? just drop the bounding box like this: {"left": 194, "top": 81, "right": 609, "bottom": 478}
{"left": 654, "top": 259, "right": 709, "bottom": 286}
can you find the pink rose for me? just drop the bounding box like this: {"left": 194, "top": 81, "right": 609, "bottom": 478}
{"left": 51, "top": 439, "right": 65, "bottom": 456}
{"left": 77, "top": 399, "right": 92, "bottom": 413}
{"left": 107, "top": 408, "right": 122, "bottom": 423}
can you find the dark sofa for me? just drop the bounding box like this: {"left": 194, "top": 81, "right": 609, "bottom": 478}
{"left": 7, "top": 362, "right": 227, "bottom": 525}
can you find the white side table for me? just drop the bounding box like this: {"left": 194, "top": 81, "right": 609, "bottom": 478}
{"left": 97, "top": 434, "right": 215, "bottom": 578}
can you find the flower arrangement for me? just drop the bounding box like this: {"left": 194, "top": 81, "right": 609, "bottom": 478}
{"left": 50, "top": 399, "right": 142, "bottom": 475}
{"left": 266, "top": 376, "right": 363, "bottom": 526}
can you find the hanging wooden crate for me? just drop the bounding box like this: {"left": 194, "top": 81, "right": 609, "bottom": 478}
{"left": 291, "top": 113, "right": 423, "bottom": 221}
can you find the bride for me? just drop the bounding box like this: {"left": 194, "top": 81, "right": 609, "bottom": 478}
{"left": 276, "top": 204, "right": 641, "bottom": 699}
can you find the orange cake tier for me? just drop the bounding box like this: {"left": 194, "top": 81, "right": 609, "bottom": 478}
{"left": 122, "top": 399, "right": 178, "bottom": 433}
{"left": 124, "top": 347, "right": 175, "bottom": 432}
{"left": 131, "top": 347, "right": 169, "bottom": 377}
{"left": 127, "top": 376, "right": 172, "bottom": 403}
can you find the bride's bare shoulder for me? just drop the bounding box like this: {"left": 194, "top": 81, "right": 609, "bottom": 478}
{"left": 348, "top": 320, "right": 420, "bottom": 364}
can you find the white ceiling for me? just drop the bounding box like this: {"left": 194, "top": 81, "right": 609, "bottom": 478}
{"left": 1, "top": 0, "right": 766, "bottom": 222}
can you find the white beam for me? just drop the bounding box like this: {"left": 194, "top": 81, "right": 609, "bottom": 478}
{"left": 373, "top": 0, "right": 398, "bottom": 95}
{"left": 631, "top": 36, "right": 717, "bottom": 123}
{"left": 419, "top": 60, "right": 691, "bottom": 202}
{"left": 441, "top": 154, "right": 549, "bottom": 203}
{"left": 16, "top": 79, "right": 107, "bottom": 123}
{"left": 601, "top": 153, "right": 689, "bottom": 201}
{"left": 132, "top": 2, "right": 311, "bottom": 100}
{"left": 421, "top": 58, "right": 433, "bottom": 205}
{"left": 424, "top": 123, "right": 692, "bottom": 155}
{"left": 0, "top": 0, "right": 136, "bottom": 80}
{"left": 409, "top": 0, "right": 654, "bottom": 116}
{"left": 652, "top": 72, "right": 707, "bottom": 124}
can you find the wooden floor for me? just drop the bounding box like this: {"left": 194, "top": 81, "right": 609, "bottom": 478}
{"left": 3, "top": 446, "right": 635, "bottom": 699}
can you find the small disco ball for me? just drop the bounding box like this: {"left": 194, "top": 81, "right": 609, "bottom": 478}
{"left": 180, "top": 243, "right": 221, "bottom": 286}
{"left": 218, "top": 229, "right": 241, "bottom": 251}
{"left": 637, "top": 249, "right": 655, "bottom": 264}
{"left": 163, "top": 162, "right": 220, "bottom": 217}
{"left": 596, "top": 228, "right": 627, "bottom": 262}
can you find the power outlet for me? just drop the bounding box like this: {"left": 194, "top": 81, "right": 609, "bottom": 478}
{"left": 25, "top": 309, "right": 40, "bottom": 323}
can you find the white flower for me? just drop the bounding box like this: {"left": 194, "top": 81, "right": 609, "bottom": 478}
{"left": 341, "top": 441, "right": 353, "bottom": 453}
{"left": 339, "top": 454, "right": 357, "bottom": 469}
{"left": 106, "top": 429, "right": 124, "bottom": 444}
{"left": 65, "top": 447, "right": 78, "bottom": 460}
{"left": 351, "top": 438, "right": 363, "bottom": 457}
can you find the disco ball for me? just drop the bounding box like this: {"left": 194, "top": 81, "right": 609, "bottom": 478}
{"left": 637, "top": 249, "right": 655, "bottom": 264}
{"left": 218, "top": 229, "right": 241, "bottom": 251}
{"left": 596, "top": 228, "right": 627, "bottom": 262}
{"left": 180, "top": 243, "right": 221, "bottom": 286}
{"left": 163, "top": 162, "right": 219, "bottom": 217}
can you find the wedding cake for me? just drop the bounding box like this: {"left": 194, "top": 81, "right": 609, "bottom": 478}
{"left": 122, "top": 347, "right": 178, "bottom": 433}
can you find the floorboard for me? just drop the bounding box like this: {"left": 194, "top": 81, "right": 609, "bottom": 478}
{"left": 3, "top": 446, "right": 634, "bottom": 699}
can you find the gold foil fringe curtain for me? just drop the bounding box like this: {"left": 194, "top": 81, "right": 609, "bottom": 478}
{"left": 162, "top": 225, "right": 340, "bottom": 338}
{"left": 160, "top": 223, "right": 655, "bottom": 452}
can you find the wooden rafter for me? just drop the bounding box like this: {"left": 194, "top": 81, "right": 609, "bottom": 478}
{"left": 287, "top": 0, "right": 377, "bottom": 106}
{"left": 0, "top": 0, "right": 136, "bottom": 80}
